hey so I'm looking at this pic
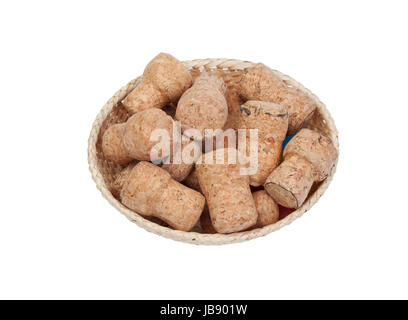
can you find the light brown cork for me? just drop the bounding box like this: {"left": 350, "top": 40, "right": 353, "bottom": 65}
{"left": 176, "top": 73, "right": 228, "bottom": 136}
{"left": 195, "top": 148, "right": 258, "bottom": 234}
{"left": 239, "top": 101, "right": 288, "bottom": 187}
{"left": 101, "top": 123, "right": 134, "bottom": 164}
{"left": 252, "top": 190, "right": 279, "bottom": 227}
{"left": 111, "top": 162, "right": 138, "bottom": 199}
{"left": 225, "top": 87, "right": 243, "bottom": 116}
{"left": 239, "top": 63, "right": 316, "bottom": 135}
{"left": 123, "top": 108, "right": 174, "bottom": 161}
{"left": 123, "top": 108, "right": 196, "bottom": 180}
{"left": 200, "top": 205, "right": 217, "bottom": 234}
{"left": 123, "top": 53, "right": 192, "bottom": 114}
{"left": 265, "top": 128, "right": 338, "bottom": 208}
{"left": 160, "top": 135, "right": 197, "bottom": 182}
{"left": 121, "top": 161, "right": 205, "bottom": 231}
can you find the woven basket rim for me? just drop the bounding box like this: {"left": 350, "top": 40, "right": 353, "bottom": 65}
{"left": 88, "top": 58, "right": 339, "bottom": 245}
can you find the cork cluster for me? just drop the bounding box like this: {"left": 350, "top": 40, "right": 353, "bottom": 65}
{"left": 100, "top": 53, "right": 338, "bottom": 234}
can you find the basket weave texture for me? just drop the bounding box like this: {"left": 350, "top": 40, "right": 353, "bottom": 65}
{"left": 88, "top": 58, "right": 339, "bottom": 245}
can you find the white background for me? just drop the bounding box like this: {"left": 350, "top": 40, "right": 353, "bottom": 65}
{"left": 0, "top": 0, "right": 407, "bottom": 300}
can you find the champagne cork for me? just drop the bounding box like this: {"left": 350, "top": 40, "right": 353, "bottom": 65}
{"left": 239, "top": 63, "right": 316, "bottom": 135}
{"left": 102, "top": 123, "right": 134, "bottom": 165}
{"left": 265, "top": 128, "right": 338, "bottom": 208}
{"left": 121, "top": 161, "right": 205, "bottom": 231}
{"left": 196, "top": 148, "right": 258, "bottom": 233}
{"left": 176, "top": 73, "right": 228, "bottom": 136}
{"left": 239, "top": 101, "right": 288, "bottom": 186}
{"left": 123, "top": 53, "right": 192, "bottom": 114}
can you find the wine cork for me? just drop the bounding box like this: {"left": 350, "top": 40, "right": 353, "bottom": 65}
{"left": 239, "top": 101, "right": 288, "bottom": 186}
{"left": 123, "top": 53, "right": 192, "bottom": 114}
{"left": 121, "top": 161, "right": 205, "bottom": 231}
{"left": 196, "top": 148, "right": 258, "bottom": 233}
{"left": 239, "top": 63, "right": 316, "bottom": 135}
{"left": 102, "top": 123, "right": 134, "bottom": 164}
{"left": 176, "top": 73, "right": 228, "bottom": 136}
{"left": 252, "top": 190, "right": 279, "bottom": 227}
{"left": 265, "top": 128, "right": 338, "bottom": 208}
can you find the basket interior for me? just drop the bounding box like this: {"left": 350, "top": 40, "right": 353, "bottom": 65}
{"left": 95, "top": 63, "right": 333, "bottom": 234}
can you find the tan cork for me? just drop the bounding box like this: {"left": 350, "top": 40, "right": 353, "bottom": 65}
{"left": 265, "top": 128, "right": 338, "bottom": 208}
{"left": 176, "top": 73, "right": 228, "bottom": 136}
{"left": 195, "top": 148, "right": 258, "bottom": 233}
{"left": 101, "top": 123, "right": 134, "bottom": 164}
{"left": 123, "top": 53, "right": 192, "bottom": 114}
{"left": 123, "top": 108, "right": 196, "bottom": 181}
{"left": 252, "top": 190, "right": 279, "bottom": 227}
{"left": 121, "top": 161, "right": 205, "bottom": 231}
{"left": 200, "top": 205, "right": 217, "bottom": 234}
{"left": 239, "top": 101, "right": 288, "bottom": 187}
{"left": 239, "top": 63, "right": 316, "bottom": 135}
{"left": 111, "top": 162, "right": 137, "bottom": 199}
{"left": 123, "top": 108, "right": 174, "bottom": 161}
{"left": 161, "top": 135, "right": 197, "bottom": 182}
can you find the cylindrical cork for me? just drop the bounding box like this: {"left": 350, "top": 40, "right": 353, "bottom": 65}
{"left": 123, "top": 108, "right": 173, "bottom": 161}
{"left": 124, "top": 108, "right": 197, "bottom": 181}
{"left": 176, "top": 73, "right": 228, "bottom": 136}
{"left": 195, "top": 148, "right": 258, "bottom": 233}
{"left": 121, "top": 161, "right": 205, "bottom": 231}
{"left": 239, "top": 101, "right": 288, "bottom": 187}
{"left": 253, "top": 190, "right": 280, "bottom": 227}
{"left": 111, "top": 162, "right": 138, "bottom": 199}
{"left": 265, "top": 128, "right": 338, "bottom": 208}
{"left": 123, "top": 53, "right": 192, "bottom": 114}
{"left": 239, "top": 63, "right": 316, "bottom": 135}
{"left": 102, "top": 123, "right": 134, "bottom": 164}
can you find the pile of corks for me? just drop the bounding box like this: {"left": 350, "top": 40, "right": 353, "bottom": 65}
{"left": 102, "top": 53, "right": 338, "bottom": 234}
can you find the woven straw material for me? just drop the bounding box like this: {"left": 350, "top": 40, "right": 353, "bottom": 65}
{"left": 88, "top": 59, "right": 339, "bottom": 245}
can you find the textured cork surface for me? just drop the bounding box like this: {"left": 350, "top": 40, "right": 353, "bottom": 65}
{"left": 121, "top": 161, "right": 205, "bottom": 231}
{"left": 123, "top": 108, "right": 173, "bottom": 161}
{"left": 101, "top": 123, "right": 133, "bottom": 165}
{"left": 123, "top": 53, "right": 192, "bottom": 114}
{"left": 110, "top": 161, "right": 137, "bottom": 199}
{"left": 196, "top": 148, "right": 258, "bottom": 233}
{"left": 253, "top": 190, "right": 280, "bottom": 227}
{"left": 265, "top": 128, "right": 338, "bottom": 208}
{"left": 176, "top": 73, "right": 228, "bottom": 136}
{"left": 239, "top": 100, "right": 288, "bottom": 186}
{"left": 239, "top": 63, "right": 316, "bottom": 135}
{"left": 88, "top": 58, "right": 339, "bottom": 245}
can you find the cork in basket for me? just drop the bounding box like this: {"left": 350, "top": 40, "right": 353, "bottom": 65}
{"left": 87, "top": 58, "right": 339, "bottom": 245}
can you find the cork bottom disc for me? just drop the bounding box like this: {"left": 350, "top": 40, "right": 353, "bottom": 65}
{"left": 264, "top": 182, "right": 298, "bottom": 209}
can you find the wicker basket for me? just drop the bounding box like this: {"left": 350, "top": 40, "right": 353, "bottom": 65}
{"left": 88, "top": 58, "right": 339, "bottom": 245}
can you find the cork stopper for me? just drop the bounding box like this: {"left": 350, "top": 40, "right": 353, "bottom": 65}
{"left": 121, "top": 162, "right": 205, "bottom": 231}
{"left": 123, "top": 53, "right": 192, "bottom": 114}
{"left": 175, "top": 73, "right": 228, "bottom": 136}
{"left": 283, "top": 128, "right": 338, "bottom": 181}
{"left": 111, "top": 162, "right": 138, "bottom": 199}
{"left": 101, "top": 123, "right": 134, "bottom": 165}
{"left": 239, "top": 63, "right": 316, "bottom": 135}
{"left": 196, "top": 148, "right": 258, "bottom": 233}
{"left": 265, "top": 129, "right": 338, "bottom": 208}
{"left": 123, "top": 108, "right": 173, "bottom": 161}
{"left": 239, "top": 101, "right": 288, "bottom": 186}
{"left": 253, "top": 190, "right": 279, "bottom": 227}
